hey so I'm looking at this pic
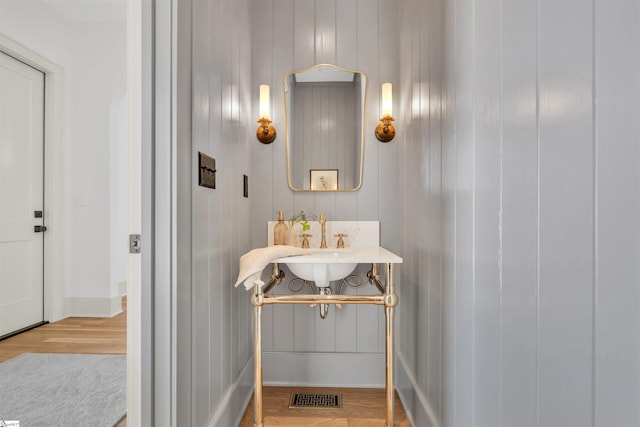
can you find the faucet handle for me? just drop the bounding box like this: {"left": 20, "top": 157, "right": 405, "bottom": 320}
{"left": 301, "top": 233, "right": 312, "bottom": 248}
{"left": 334, "top": 233, "right": 348, "bottom": 248}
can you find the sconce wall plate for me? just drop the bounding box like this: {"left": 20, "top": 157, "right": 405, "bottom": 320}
{"left": 375, "top": 115, "right": 395, "bottom": 143}
{"left": 257, "top": 118, "right": 277, "bottom": 144}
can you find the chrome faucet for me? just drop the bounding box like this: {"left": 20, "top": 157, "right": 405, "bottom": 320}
{"left": 319, "top": 213, "right": 328, "bottom": 248}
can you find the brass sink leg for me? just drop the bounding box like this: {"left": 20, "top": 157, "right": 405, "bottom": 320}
{"left": 384, "top": 263, "right": 397, "bottom": 427}
{"left": 251, "top": 284, "right": 264, "bottom": 427}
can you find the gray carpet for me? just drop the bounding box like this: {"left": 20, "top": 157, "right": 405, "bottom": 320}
{"left": 0, "top": 353, "right": 126, "bottom": 427}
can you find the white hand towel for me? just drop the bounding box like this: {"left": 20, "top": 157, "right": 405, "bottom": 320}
{"left": 235, "top": 246, "right": 308, "bottom": 290}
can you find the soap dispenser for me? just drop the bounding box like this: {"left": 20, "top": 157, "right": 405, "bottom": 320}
{"left": 274, "top": 210, "right": 287, "bottom": 245}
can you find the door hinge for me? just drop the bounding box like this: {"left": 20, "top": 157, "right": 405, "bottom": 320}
{"left": 129, "top": 234, "right": 141, "bottom": 254}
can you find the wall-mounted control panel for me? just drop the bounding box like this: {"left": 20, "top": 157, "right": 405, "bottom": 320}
{"left": 198, "top": 151, "right": 216, "bottom": 189}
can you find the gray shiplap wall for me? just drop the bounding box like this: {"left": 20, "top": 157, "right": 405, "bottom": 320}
{"left": 250, "top": 0, "right": 400, "bottom": 385}
{"left": 176, "top": 0, "right": 254, "bottom": 425}
{"left": 396, "top": 0, "right": 445, "bottom": 425}
{"left": 397, "top": 0, "right": 640, "bottom": 426}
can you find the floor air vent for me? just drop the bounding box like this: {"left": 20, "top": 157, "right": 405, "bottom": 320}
{"left": 289, "top": 392, "right": 342, "bottom": 409}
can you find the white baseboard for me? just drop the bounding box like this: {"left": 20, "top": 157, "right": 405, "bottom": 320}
{"left": 396, "top": 353, "right": 441, "bottom": 427}
{"left": 263, "top": 352, "right": 385, "bottom": 387}
{"left": 63, "top": 295, "right": 123, "bottom": 318}
{"left": 208, "top": 356, "right": 254, "bottom": 427}
{"left": 118, "top": 280, "right": 127, "bottom": 296}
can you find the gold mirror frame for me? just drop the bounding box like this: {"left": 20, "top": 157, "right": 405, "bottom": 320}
{"left": 283, "top": 64, "right": 368, "bottom": 192}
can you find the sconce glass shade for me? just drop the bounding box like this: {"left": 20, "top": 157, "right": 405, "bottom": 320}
{"left": 381, "top": 82, "right": 393, "bottom": 117}
{"left": 259, "top": 84, "right": 270, "bottom": 119}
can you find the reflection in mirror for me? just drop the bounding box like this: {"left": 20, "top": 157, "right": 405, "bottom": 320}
{"left": 283, "top": 64, "right": 367, "bottom": 192}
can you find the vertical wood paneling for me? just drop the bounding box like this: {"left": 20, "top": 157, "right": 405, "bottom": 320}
{"left": 426, "top": 0, "right": 444, "bottom": 415}
{"left": 406, "top": 4, "right": 421, "bottom": 376}
{"left": 217, "top": 0, "right": 234, "bottom": 407}
{"left": 409, "top": 0, "right": 640, "bottom": 424}
{"left": 440, "top": 0, "right": 457, "bottom": 420}
{"left": 594, "top": 1, "right": 640, "bottom": 425}
{"left": 415, "top": 0, "right": 429, "bottom": 378}
{"left": 315, "top": 0, "right": 336, "bottom": 64}
{"left": 193, "top": 0, "right": 215, "bottom": 423}
{"left": 453, "top": 0, "right": 475, "bottom": 423}
{"left": 538, "top": 2, "right": 594, "bottom": 425}
{"left": 473, "top": 0, "right": 501, "bottom": 425}
{"left": 233, "top": 0, "right": 251, "bottom": 373}
{"left": 500, "top": 1, "right": 538, "bottom": 426}
{"left": 397, "top": 0, "right": 447, "bottom": 423}
{"left": 397, "top": 0, "right": 412, "bottom": 404}
{"left": 294, "top": 0, "right": 315, "bottom": 70}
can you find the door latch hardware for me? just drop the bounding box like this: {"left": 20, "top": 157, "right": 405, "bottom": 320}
{"left": 34, "top": 225, "right": 47, "bottom": 232}
{"left": 129, "top": 234, "right": 141, "bottom": 254}
{"left": 34, "top": 211, "right": 43, "bottom": 218}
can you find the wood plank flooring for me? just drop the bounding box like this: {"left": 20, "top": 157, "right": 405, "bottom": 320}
{"left": 0, "top": 298, "right": 126, "bottom": 363}
{"left": 239, "top": 386, "right": 411, "bottom": 426}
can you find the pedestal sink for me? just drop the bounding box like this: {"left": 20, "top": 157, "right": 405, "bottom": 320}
{"left": 285, "top": 249, "right": 357, "bottom": 287}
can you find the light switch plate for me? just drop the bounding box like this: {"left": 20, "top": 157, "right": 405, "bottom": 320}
{"left": 198, "top": 151, "right": 216, "bottom": 189}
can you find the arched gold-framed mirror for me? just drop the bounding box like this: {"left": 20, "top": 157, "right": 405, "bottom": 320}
{"left": 283, "top": 64, "right": 368, "bottom": 192}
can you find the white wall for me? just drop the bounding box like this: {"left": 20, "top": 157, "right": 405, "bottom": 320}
{"left": 0, "top": 1, "right": 129, "bottom": 316}
{"left": 175, "top": 0, "right": 254, "bottom": 425}
{"left": 250, "top": 0, "right": 401, "bottom": 386}
{"left": 398, "top": 0, "right": 640, "bottom": 426}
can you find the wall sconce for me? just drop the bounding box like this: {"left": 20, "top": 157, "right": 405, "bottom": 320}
{"left": 375, "top": 82, "right": 395, "bottom": 143}
{"left": 257, "top": 84, "right": 276, "bottom": 144}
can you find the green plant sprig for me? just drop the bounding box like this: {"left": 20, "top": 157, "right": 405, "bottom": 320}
{"left": 287, "top": 210, "right": 311, "bottom": 232}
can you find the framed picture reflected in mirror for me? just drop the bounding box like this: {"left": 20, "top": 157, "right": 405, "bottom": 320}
{"left": 310, "top": 169, "right": 338, "bottom": 191}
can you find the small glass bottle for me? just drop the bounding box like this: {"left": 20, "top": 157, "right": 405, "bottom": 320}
{"left": 274, "top": 210, "right": 287, "bottom": 245}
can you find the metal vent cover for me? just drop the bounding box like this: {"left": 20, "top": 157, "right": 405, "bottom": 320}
{"left": 289, "top": 392, "right": 342, "bottom": 409}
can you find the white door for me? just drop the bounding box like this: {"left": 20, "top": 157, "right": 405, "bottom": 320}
{"left": 0, "top": 51, "right": 45, "bottom": 338}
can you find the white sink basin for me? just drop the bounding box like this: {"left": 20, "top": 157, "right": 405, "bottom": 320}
{"left": 285, "top": 249, "right": 357, "bottom": 287}
{"left": 277, "top": 246, "right": 403, "bottom": 288}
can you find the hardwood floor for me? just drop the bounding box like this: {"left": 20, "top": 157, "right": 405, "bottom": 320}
{"left": 239, "top": 386, "right": 412, "bottom": 426}
{"left": 0, "top": 297, "right": 126, "bottom": 363}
